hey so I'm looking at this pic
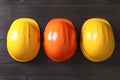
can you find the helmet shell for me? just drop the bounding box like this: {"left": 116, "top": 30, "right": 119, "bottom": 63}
{"left": 43, "top": 18, "right": 77, "bottom": 62}
{"left": 80, "top": 18, "right": 115, "bottom": 62}
{"left": 7, "top": 18, "right": 40, "bottom": 62}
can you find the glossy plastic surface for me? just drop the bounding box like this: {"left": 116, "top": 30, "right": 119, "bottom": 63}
{"left": 80, "top": 18, "right": 115, "bottom": 62}
{"left": 43, "top": 18, "right": 77, "bottom": 62}
{"left": 7, "top": 18, "right": 40, "bottom": 62}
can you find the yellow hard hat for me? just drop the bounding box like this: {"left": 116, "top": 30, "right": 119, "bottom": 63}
{"left": 80, "top": 18, "right": 115, "bottom": 62}
{"left": 7, "top": 18, "right": 40, "bottom": 62}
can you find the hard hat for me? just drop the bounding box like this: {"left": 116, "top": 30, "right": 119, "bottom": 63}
{"left": 80, "top": 18, "right": 115, "bottom": 62}
{"left": 43, "top": 18, "right": 77, "bottom": 62}
{"left": 7, "top": 18, "right": 40, "bottom": 62}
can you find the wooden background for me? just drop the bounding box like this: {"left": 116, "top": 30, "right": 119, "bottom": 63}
{"left": 0, "top": 0, "right": 120, "bottom": 80}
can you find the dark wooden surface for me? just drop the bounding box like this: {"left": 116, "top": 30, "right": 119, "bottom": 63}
{"left": 0, "top": 0, "right": 120, "bottom": 80}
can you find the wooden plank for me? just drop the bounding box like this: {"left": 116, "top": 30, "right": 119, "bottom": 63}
{"left": 0, "top": 29, "right": 7, "bottom": 39}
{"left": 0, "top": 75, "right": 120, "bottom": 80}
{"left": 0, "top": 63, "right": 120, "bottom": 76}
{"left": 0, "top": 5, "right": 119, "bottom": 18}
{"left": 0, "top": 76, "right": 26, "bottom": 80}
{"left": 21, "top": 75, "right": 120, "bottom": 80}
{"left": 0, "top": 0, "right": 119, "bottom": 5}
